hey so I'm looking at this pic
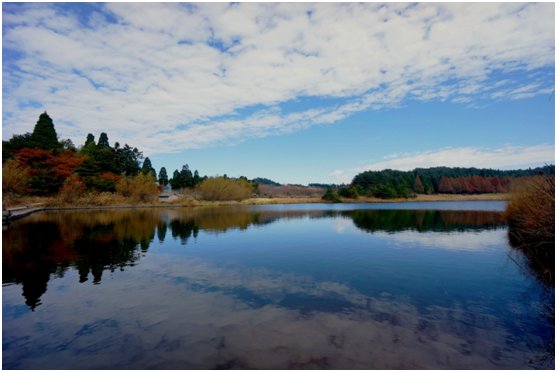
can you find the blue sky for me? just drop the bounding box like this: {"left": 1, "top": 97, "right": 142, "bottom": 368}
{"left": 2, "top": 2, "right": 555, "bottom": 184}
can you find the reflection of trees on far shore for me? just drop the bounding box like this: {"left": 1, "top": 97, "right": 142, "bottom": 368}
{"left": 345, "top": 209, "right": 506, "bottom": 234}
{"left": 2, "top": 207, "right": 507, "bottom": 310}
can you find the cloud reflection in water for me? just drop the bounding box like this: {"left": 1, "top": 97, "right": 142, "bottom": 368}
{"left": 2, "top": 205, "right": 552, "bottom": 369}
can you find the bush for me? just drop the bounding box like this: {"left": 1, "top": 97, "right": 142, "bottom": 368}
{"left": 322, "top": 188, "right": 341, "bottom": 203}
{"left": 116, "top": 173, "right": 159, "bottom": 203}
{"left": 58, "top": 174, "right": 86, "bottom": 203}
{"left": 2, "top": 159, "right": 31, "bottom": 195}
{"left": 196, "top": 177, "right": 253, "bottom": 201}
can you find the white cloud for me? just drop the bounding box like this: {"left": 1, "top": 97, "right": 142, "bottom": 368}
{"left": 330, "top": 144, "right": 555, "bottom": 183}
{"left": 375, "top": 230, "right": 508, "bottom": 252}
{"left": 2, "top": 3, "right": 555, "bottom": 154}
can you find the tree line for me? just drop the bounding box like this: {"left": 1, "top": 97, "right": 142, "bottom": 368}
{"left": 325, "top": 165, "right": 554, "bottom": 200}
{"left": 2, "top": 112, "right": 207, "bottom": 197}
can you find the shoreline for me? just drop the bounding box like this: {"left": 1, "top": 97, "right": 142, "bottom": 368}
{"left": 3, "top": 193, "right": 509, "bottom": 224}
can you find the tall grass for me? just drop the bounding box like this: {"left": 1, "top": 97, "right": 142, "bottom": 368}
{"left": 506, "top": 175, "right": 554, "bottom": 286}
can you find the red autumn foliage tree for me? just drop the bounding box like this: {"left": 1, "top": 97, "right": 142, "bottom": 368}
{"left": 437, "top": 176, "right": 454, "bottom": 193}
{"left": 15, "top": 148, "right": 86, "bottom": 195}
{"left": 48, "top": 151, "right": 86, "bottom": 179}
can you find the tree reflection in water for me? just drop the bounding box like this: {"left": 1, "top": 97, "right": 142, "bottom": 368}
{"left": 2, "top": 205, "right": 554, "bottom": 369}
{"left": 3, "top": 207, "right": 507, "bottom": 311}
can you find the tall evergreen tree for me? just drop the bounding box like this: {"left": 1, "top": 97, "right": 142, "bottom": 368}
{"left": 97, "top": 132, "right": 110, "bottom": 147}
{"left": 141, "top": 157, "right": 156, "bottom": 178}
{"left": 193, "top": 170, "right": 201, "bottom": 185}
{"left": 170, "top": 169, "right": 181, "bottom": 189}
{"left": 180, "top": 164, "right": 194, "bottom": 187}
{"left": 85, "top": 133, "right": 95, "bottom": 146}
{"left": 80, "top": 134, "right": 97, "bottom": 157}
{"left": 158, "top": 167, "right": 168, "bottom": 186}
{"left": 31, "top": 112, "right": 61, "bottom": 150}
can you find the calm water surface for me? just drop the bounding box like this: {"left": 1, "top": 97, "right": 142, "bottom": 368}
{"left": 2, "top": 201, "right": 554, "bottom": 369}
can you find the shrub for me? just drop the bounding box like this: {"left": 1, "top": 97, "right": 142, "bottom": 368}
{"left": 58, "top": 174, "right": 86, "bottom": 203}
{"left": 322, "top": 188, "right": 341, "bottom": 203}
{"left": 117, "top": 173, "right": 159, "bottom": 203}
{"left": 2, "top": 159, "right": 31, "bottom": 195}
{"left": 196, "top": 177, "right": 252, "bottom": 201}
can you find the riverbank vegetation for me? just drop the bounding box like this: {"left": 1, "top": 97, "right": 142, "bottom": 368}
{"left": 506, "top": 174, "right": 555, "bottom": 287}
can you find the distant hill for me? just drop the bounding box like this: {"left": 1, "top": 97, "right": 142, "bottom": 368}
{"left": 347, "top": 165, "right": 554, "bottom": 199}
{"left": 252, "top": 177, "right": 281, "bottom": 186}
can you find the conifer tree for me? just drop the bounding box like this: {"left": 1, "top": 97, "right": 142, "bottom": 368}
{"left": 158, "top": 167, "right": 168, "bottom": 186}
{"left": 97, "top": 132, "right": 110, "bottom": 147}
{"left": 85, "top": 133, "right": 95, "bottom": 146}
{"left": 141, "top": 157, "right": 156, "bottom": 179}
{"left": 31, "top": 112, "right": 61, "bottom": 150}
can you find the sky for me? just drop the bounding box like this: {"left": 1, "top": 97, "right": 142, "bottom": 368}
{"left": 2, "top": 2, "right": 555, "bottom": 185}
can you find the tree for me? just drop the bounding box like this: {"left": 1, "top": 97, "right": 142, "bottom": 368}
{"left": 170, "top": 169, "right": 181, "bottom": 189}
{"left": 413, "top": 175, "right": 425, "bottom": 194}
{"left": 114, "top": 144, "right": 142, "bottom": 176}
{"left": 158, "top": 167, "right": 168, "bottom": 186}
{"left": 85, "top": 133, "right": 95, "bottom": 146}
{"left": 438, "top": 176, "right": 455, "bottom": 194}
{"left": 180, "top": 164, "right": 193, "bottom": 187}
{"left": 322, "top": 188, "right": 341, "bottom": 202}
{"left": 31, "top": 112, "right": 61, "bottom": 151}
{"left": 2, "top": 133, "right": 33, "bottom": 160}
{"left": 193, "top": 170, "right": 201, "bottom": 185}
{"left": 141, "top": 157, "right": 156, "bottom": 179}
{"left": 80, "top": 134, "right": 97, "bottom": 157}
{"left": 97, "top": 132, "right": 110, "bottom": 148}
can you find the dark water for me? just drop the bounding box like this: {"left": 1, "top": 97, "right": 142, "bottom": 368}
{"left": 2, "top": 202, "right": 554, "bottom": 369}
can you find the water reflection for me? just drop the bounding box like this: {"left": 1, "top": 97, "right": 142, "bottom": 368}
{"left": 345, "top": 209, "right": 506, "bottom": 233}
{"left": 3, "top": 207, "right": 507, "bottom": 310}
{"left": 2, "top": 205, "right": 553, "bottom": 369}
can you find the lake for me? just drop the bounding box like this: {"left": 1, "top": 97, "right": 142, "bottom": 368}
{"left": 2, "top": 201, "right": 554, "bottom": 369}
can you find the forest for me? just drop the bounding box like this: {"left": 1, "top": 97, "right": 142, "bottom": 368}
{"left": 327, "top": 164, "right": 555, "bottom": 200}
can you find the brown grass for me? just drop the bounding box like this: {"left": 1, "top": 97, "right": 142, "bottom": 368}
{"left": 3, "top": 191, "right": 511, "bottom": 211}
{"left": 345, "top": 193, "right": 511, "bottom": 203}
{"left": 505, "top": 175, "right": 555, "bottom": 286}
{"left": 506, "top": 176, "right": 555, "bottom": 246}
{"left": 258, "top": 184, "right": 325, "bottom": 198}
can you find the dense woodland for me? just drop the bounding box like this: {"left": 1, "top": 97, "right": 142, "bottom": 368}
{"left": 325, "top": 165, "right": 555, "bottom": 200}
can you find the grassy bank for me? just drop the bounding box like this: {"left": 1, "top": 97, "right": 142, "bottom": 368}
{"left": 3, "top": 192, "right": 510, "bottom": 211}
{"left": 505, "top": 175, "right": 555, "bottom": 287}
